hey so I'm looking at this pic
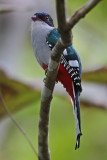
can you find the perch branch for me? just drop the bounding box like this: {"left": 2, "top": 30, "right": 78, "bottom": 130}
{"left": 67, "top": 0, "right": 102, "bottom": 29}
{"left": 38, "top": 0, "right": 102, "bottom": 160}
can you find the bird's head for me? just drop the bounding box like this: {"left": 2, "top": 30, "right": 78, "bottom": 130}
{"left": 31, "top": 12, "right": 54, "bottom": 27}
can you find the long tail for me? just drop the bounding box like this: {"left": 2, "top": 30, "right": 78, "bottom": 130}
{"left": 71, "top": 91, "right": 82, "bottom": 150}
{"left": 57, "top": 63, "right": 82, "bottom": 149}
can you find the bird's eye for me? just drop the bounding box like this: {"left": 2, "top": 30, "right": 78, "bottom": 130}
{"left": 45, "top": 16, "right": 49, "bottom": 20}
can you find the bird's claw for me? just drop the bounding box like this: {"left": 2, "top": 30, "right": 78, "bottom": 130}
{"left": 45, "top": 68, "right": 48, "bottom": 76}
{"left": 55, "top": 80, "right": 58, "bottom": 84}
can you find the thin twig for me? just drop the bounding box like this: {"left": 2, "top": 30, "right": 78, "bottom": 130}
{"left": 67, "top": 0, "right": 102, "bottom": 29}
{"left": 0, "top": 91, "right": 38, "bottom": 158}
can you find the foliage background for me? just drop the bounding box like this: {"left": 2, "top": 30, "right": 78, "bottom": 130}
{"left": 0, "top": 0, "right": 107, "bottom": 160}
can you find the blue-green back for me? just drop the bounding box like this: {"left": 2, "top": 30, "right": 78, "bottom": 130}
{"left": 46, "top": 29, "right": 82, "bottom": 77}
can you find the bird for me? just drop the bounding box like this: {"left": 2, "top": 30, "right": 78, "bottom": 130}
{"left": 31, "top": 12, "right": 82, "bottom": 150}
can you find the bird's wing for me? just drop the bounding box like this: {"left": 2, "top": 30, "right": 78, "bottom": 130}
{"left": 46, "top": 29, "right": 82, "bottom": 93}
{"left": 46, "top": 28, "right": 60, "bottom": 48}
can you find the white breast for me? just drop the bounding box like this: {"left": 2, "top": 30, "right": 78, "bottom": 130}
{"left": 31, "top": 21, "right": 54, "bottom": 67}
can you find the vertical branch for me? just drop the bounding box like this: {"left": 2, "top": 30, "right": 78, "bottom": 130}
{"left": 56, "top": 0, "right": 67, "bottom": 30}
{"left": 56, "top": 0, "right": 72, "bottom": 45}
{"left": 38, "top": 94, "right": 52, "bottom": 160}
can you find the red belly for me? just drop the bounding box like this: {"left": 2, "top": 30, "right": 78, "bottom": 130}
{"left": 57, "top": 63, "right": 75, "bottom": 105}
{"left": 42, "top": 63, "right": 75, "bottom": 105}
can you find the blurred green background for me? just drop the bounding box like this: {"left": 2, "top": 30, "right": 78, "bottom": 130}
{"left": 0, "top": 0, "right": 107, "bottom": 160}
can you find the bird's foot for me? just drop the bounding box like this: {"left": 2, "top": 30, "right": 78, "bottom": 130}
{"left": 45, "top": 68, "right": 48, "bottom": 76}
{"left": 55, "top": 80, "right": 58, "bottom": 84}
{"left": 43, "top": 69, "right": 47, "bottom": 83}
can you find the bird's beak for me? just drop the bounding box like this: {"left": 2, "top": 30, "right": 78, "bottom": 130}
{"left": 31, "top": 15, "right": 37, "bottom": 21}
{"left": 31, "top": 15, "right": 41, "bottom": 22}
